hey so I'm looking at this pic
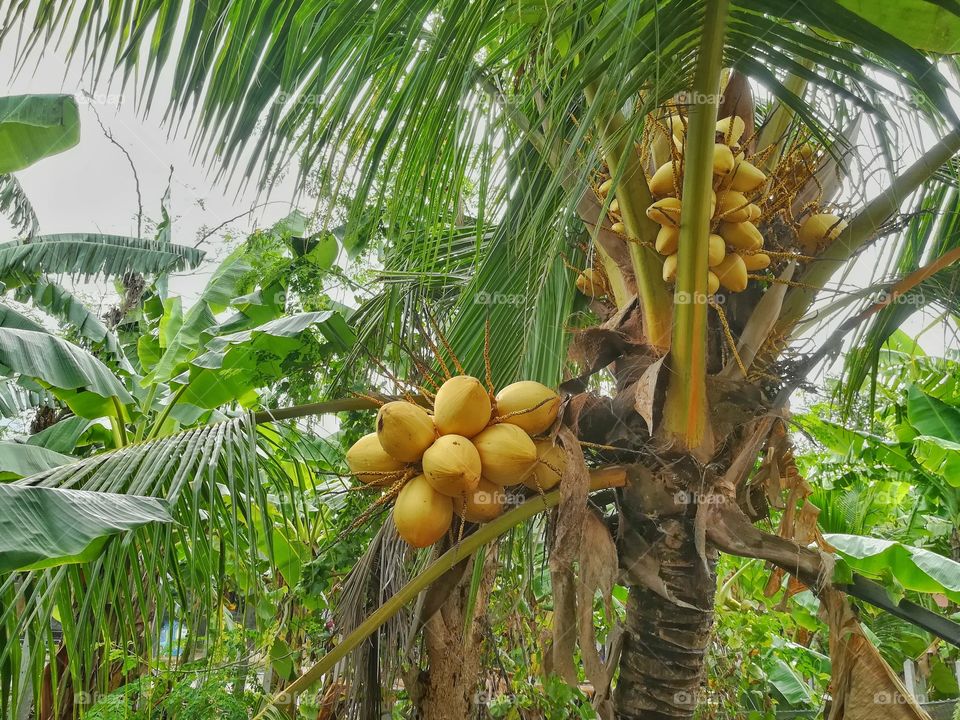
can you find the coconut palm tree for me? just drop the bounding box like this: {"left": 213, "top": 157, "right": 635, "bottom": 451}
{"left": 6, "top": 2, "right": 960, "bottom": 718}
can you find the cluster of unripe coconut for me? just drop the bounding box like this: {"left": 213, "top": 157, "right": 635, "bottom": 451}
{"left": 345, "top": 377, "right": 565, "bottom": 548}
{"left": 590, "top": 114, "right": 847, "bottom": 297}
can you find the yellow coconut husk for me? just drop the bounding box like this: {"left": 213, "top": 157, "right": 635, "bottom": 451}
{"left": 718, "top": 220, "right": 763, "bottom": 252}
{"left": 715, "top": 190, "right": 751, "bottom": 223}
{"left": 742, "top": 252, "right": 771, "bottom": 271}
{"left": 798, "top": 213, "right": 847, "bottom": 255}
{"left": 576, "top": 268, "right": 606, "bottom": 298}
{"left": 523, "top": 439, "right": 566, "bottom": 491}
{"left": 598, "top": 178, "right": 613, "bottom": 197}
{"left": 714, "top": 253, "right": 749, "bottom": 292}
{"left": 610, "top": 221, "right": 625, "bottom": 234}
{"left": 648, "top": 161, "right": 679, "bottom": 197}
{"left": 646, "top": 197, "right": 682, "bottom": 227}
{"left": 746, "top": 203, "right": 762, "bottom": 222}
{"left": 376, "top": 401, "right": 436, "bottom": 462}
{"left": 494, "top": 381, "right": 561, "bottom": 435}
{"left": 707, "top": 271, "right": 720, "bottom": 295}
{"left": 728, "top": 160, "right": 767, "bottom": 193}
{"left": 453, "top": 478, "right": 505, "bottom": 523}
{"left": 708, "top": 234, "right": 726, "bottom": 267}
{"left": 712, "top": 143, "right": 736, "bottom": 176}
{"left": 662, "top": 253, "right": 678, "bottom": 282}
{"left": 432, "top": 375, "right": 491, "bottom": 438}
{"left": 422, "top": 434, "right": 482, "bottom": 497}
{"left": 656, "top": 225, "right": 680, "bottom": 255}
{"left": 393, "top": 474, "right": 453, "bottom": 548}
{"left": 472, "top": 423, "right": 538, "bottom": 485}
{"left": 346, "top": 432, "right": 407, "bottom": 484}
{"left": 716, "top": 115, "right": 746, "bottom": 146}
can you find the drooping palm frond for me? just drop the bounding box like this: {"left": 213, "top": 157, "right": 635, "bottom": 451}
{"left": 0, "top": 174, "right": 38, "bottom": 237}
{"left": 3, "top": 1, "right": 954, "bottom": 267}
{"left": 0, "top": 234, "right": 204, "bottom": 287}
{"left": 838, "top": 178, "right": 960, "bottom": 412}
{"left": 0, "top": 414, "right": 309, "bottom": 717}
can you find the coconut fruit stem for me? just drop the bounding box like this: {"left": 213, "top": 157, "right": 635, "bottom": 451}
{"left": 256, "top": 467, "right": 628, "bottom": 718}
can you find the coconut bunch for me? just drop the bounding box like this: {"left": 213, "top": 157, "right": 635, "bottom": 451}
{"left": 345, "top": 376, "right": 566, "bottom": 548}
{"left": 637, "top": 114, "right": 774, "bottom": 295}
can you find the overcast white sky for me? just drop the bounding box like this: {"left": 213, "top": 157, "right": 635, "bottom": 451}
{"left": 0, "top": 33, "right": 304, "bottom": 310}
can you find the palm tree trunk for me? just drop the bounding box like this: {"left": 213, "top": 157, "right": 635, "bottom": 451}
{"left": 615, "top": 509, "right": 717, "bottom": 718}
{"left": 415, "top": 547, "right": 497, "bottom": 720}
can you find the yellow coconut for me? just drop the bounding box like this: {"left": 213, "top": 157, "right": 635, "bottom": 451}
{"left": 646, "top": 197, "right": 682, "bottom": 227}
{"left": 747, "top": 203, "right": 762, "bottom": 222}
{"left": 798, "top": 213, "right": 846, "bottom": 255}
{"left": 598, "top": 178, "right": 613, "bottom": 197}
{"left": 741, "top": 252, "right": 771, "bottom": 271}
{"left": 610, "top": 221, "right": 625, "bottom": 234}
{"left": 524, "top": 439, "right": 566, "bottom": 491}
{"left": 713, "top": 143, "right": 736, "bottom": 175}
{"left": 718, "top": 221, "right": 763, "bottom": 252}
{"left": 576, "top": 268, "right": 606, "bottom": 297}
{"left": 432, "top": 375, "right": 491, "bottom": 438}
{"left": 453, "top": 478, "right": 505, "bottom": 523}
{"left": 708, "top": 234, "right": 726, "bottom": 267}
{"left": 495, "top": 381, "right": 561, "bottom": 435}
{"left": 609, "top": 198, "right": 620, "bottom": 215}
{"left": 713, "top": 253, "right": 749, "bottom": 292}
{"left": 472, "top": 423, "right": 538, "bottom": 485}
{"left": 346, "top": 432, "right": 406, "bottom": 485}
{"left": 376, "top": 401, "right": 436, "bottom": 463}
{"left": 393, "top": 475, "right": 453, "bottom": 548}
{"left": 707, "top": 271, "right": 720, "bottom": 295}
{"left": 662, "top": 253, "right": 678, "bottom": 283}
{"left": 649, "top": 161, "right": 679, "bottom": 197}
{"left": 716, "top": 116, "right": 746, "bottom": 146}
{"left": 422, "top": 434, "right": 482, "bottom": 497}
{"left": 656, "top": 225, "right": 680, "bottom": 255}
{"left": 729, "top": 160, "right": 767, "bottom": 193}
{"left": 714, "top": 190, "right": 751, "bottom": 223}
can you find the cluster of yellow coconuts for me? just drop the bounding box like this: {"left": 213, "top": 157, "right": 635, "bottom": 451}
{"left": 345, "top": 376, "right": 565, "bottom": 548}
{"left": 597, "top": 114, "right": 846, "bottom": 296}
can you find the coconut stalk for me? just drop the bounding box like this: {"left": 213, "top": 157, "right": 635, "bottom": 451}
{"left": 252, "top": 468, "right": 626, "bottom": 718}
{"left": 585, "top": 85, "right": 673, "bottom": 351}
{"left": 775, "top": 126, "right": 960, "bottom": 335}
{"left": 660, "top": 0, "right": 729, "bottom": 450}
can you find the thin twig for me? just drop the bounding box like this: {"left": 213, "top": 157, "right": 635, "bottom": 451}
{"left": 83, "top": 91, "right": 143, "bottom": 239}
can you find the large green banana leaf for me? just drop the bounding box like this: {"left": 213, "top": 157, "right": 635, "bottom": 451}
{"left": 0, "top": 94, "right": 80, "bottom": 174}
{"left": 827, "top": 533, "right": 960, "bottom": 603}
{"left": 0, "top": 441, "right": 72, "bottom": 479}
{"left": 0, "top": 328, "right": 132, "bottom": 404}
{"left": 0, "top": 234, "right": 204, "bottom": 284}
{"left": 836, "top": 1, "right": 960, "bottom": 53}
{"left": 0, "top": 484, "right": 171, "bottom": 573}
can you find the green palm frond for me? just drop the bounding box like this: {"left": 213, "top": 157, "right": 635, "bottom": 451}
{"left": 838, "top": 181, "right": 960, "bottom": 412}
{"left": 0, "top": 234, "right": 204, "bottom": 287}
{"left": 0, "top": 415, "right": 308, "bottom": 717}
{"left": 0, "top": 174, "right": 38, "bottom": 238}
